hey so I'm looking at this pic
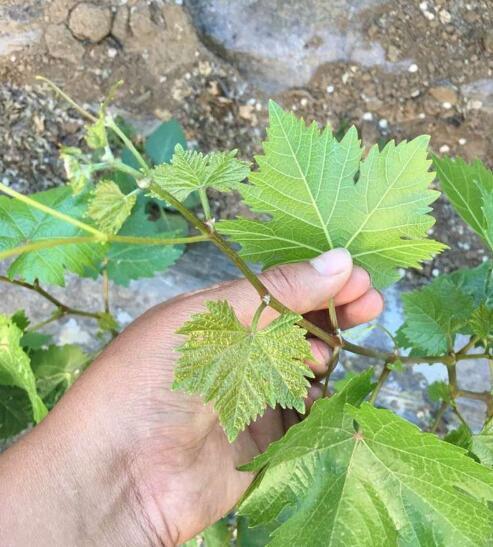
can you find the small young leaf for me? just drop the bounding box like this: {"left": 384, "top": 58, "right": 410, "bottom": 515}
{"left": 151, "top": 145, "right": 250, "bottom": 202}
{"left": 0, "top": 315, "right": 47, "bottom": 423}
{"left": 219, "top": 101, "right": 445, "bottom": 288}
{"left": 87, "top": 180, "right": 137, "bottom": 235}
{"left": 434, "top": 155, "right": 493, "bottom": 249}
{"left": 427, "top": 380, "right": 452, "bottom": 403}
{"left": 469, "top": 304, "right": 493, "bottom": 340}
{"left": 0, "top": 187, "right": 103, "bottom": 286}
{"left": 145, "top": 119, "right": 187, "bottom": 166}
{"left": 60, "top": 147, "right": 91, "bottom": 195}
{"left": 11, "top": 309, "right": 30, "bottom": 331}
{"left": 448, "top": 260, "right": 493, "bottom": 308}
{"left": 239, "top": 371, "right": 493, "bottom": 546}
{"left": 0, "top": 385, "right": 33, "bottom": 440}
{"left": 399, "top": 277, "right": 474, "bottom": 354}
{"left": 202, "top": 517, "right": 231, "bottom": 547}
{"left": 173, "top": 300, "right": 313, "bottom": 441}
{"left": 85, "top": 113, "right": 108, "bottom": 150}
{"left": 30, "top": 344, "right": 89, "bottom": 409}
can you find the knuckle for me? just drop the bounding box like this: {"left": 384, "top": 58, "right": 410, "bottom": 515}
{"left": 260, "top": 265, "right": 299, "bottom": 300}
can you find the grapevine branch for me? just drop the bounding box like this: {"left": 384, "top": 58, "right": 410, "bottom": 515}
{"left": 0, "top": 275, "right": 103, "bottom": 322}
{"left": 3, "top": 80, "right": 492, "bottom": 422}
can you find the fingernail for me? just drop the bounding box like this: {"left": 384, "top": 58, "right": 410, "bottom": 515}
{"left": 310, "top": 248, "right": 352, "bottom": 275}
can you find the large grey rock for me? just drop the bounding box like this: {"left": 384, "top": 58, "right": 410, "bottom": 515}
{"left": 184, "top": 0, "right": 395, "bottom": 92}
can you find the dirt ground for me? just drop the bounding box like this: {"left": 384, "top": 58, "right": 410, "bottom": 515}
{"left": 0, "top": 0, "right": 492, "bottom": 284}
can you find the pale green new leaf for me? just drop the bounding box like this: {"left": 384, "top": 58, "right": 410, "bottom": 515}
{"left": 399, "top": 277, "right": 475, "bottom": 354}
{"left": 434, "top": 156, "right": 493, "bottom": 250}
{"left": 0, "top": 187, "right": 102, "bottom": 286}
{"left": 239, "top": 372, "right": 493, "bottom": 546}
{"left": 173, "top": 300, "right": 313, "bottom": 441}
{"left": 151, "top": 144, "right": 250, "bottom": 201}
{"left": 85, "top": 112, "right": 108, "bottom": 150}
{"left": 0, "top": 315, "right": 47, "bottom": 423}
{"left": 427, "top": 380, "right": 452, "bottom": 402}
{"left": 0, "top": 385, "right": 33, "bottom": 440}
{"left": 60, "top": 147, "right": 91, "bottom": 195}
{"left": 87, "top": 180, "right": 137, "bottom": 235}
{"left": 30, "top": 344, "right": 89, "bottom": 409}
{"left": 219, "top": 101, "right": 445, "bottom": 288}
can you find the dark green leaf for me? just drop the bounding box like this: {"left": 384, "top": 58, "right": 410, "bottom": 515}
{"left": 145, "top": 120, "right": 187, "bottom": 166}
{"left": 0, "top": 385, "right": 33, "bottom": 440}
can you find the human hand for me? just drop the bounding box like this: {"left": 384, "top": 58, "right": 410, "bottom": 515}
{"left": 0, "top": 248, "right": 383, "bottom": 546}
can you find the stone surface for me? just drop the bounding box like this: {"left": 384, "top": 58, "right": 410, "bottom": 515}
{"left": 428, "top": 85, "right": 459, "bottom": 105}
{"left": 184, "top": 0, "right": 401, "bottom": 92}
{"left": 68, "top": 2, "right": 112, "bottom": 43}
{"left": 45, "top": 23, "right": 85, "bottom": 63}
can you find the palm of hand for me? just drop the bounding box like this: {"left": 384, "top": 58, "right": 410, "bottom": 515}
{"left": 93, "top": 262, "right": 382, "bottom": 544}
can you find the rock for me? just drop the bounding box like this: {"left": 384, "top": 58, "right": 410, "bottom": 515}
{"left": 112, "top": 5, "right": 129, "bottom": 45}
{"left": 184, "top": 0, "right": 398, "bottom": 92}
{"left": 428, "top": 85, "right": 458, "bottom": 105}
{"left": 462, "top": 79, "right": 493, "bottom": 115}
{"left": 46, "top": 0, "right": 78, "bottom": 25}
{"left": 68, "top": 2, "right": 112, "bottom": 43}
{"left": 45, "top": 24, "right": 84, "bottom": 63}
{"left": 483, "top": 30, "right": 493, "bottom": 54}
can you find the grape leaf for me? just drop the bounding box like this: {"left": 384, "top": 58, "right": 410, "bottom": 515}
{"left": 172, "top": 300, "right": 313, "bottom": 441}
{"left": 219, "top": 101, "right": 445, "bottom": 288}
{"left": 103, "top": 204, "right": 186, "bottom": 286}
{"left": 471, "top": 419, "right": 493, "bottom": 467}
{"left": 398, "top": 277, "right": 474, "bottom": 354}
{"left": 151, "top": 145, "right": 250, "bottom": 201}
{"left": 0, "top": 187, "right": 102, "bottom": 286}
{"left": 145, "top": 120, "right": 187, "bottom": 166}
{"left": 0, "top": 315, "right": 47, "bottom": 423}
{"left": 448, "top": 260, "right": 493, "bottom": 308}
{"left": 30, "top": 344, "right": 89, "bottom": 409}
{"left": 60, "top": 147, "right": 91, "bottom": 195}
{"left": 469, "top": 304, "right": 493, "bottom": 340}
{"left": 427, "top": 380, "right": 452, "bottom": 402}
{"left": 239, "top": 371, "right": 493, "bottom": 546}
{"left": 434, "top": 156, "right": 493, "bottom": 249}
{"left": 86, "top": 112, "right": 108, "bottom": 150}
{"left": 0, "top": 385, "right": 33, "bottom": 440}
{"left": 87, "top": 180, "right": 137, "bottom": 235}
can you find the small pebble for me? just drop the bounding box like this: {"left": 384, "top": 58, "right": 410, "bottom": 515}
{"left": 326, "top": 85, "right": 334, "bottom": 94}
{"left": 458, "top": 137, "right": 467, "bottom": 145}
{"left": 378, "top": 118, "right": 389, "bottom": 130}
{"left": 362, "top": 112, "right": 373, "bottom": 121}
{"left": 408, "top": 64, "right": 418, "bottom": 73}
{"left": 439, "top": 144, "right": 450, "bottom": 153}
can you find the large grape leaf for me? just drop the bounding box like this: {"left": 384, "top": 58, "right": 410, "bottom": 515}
{"left": 0, "top": 315, "right": 47, "bottom": 423}
{"left": 106, "top": 205, "right": 186, "bottom": 286}
{"left": 151, "top": 145, "right": 250, "bottom": 201}
{"left": 434, "top": 156, "right": 493, "bottom": 250}
{"left": 219, "top": 101, "right": 445, "bottom": 288}
{"left": 239, "top": 372, "right": 493, "bottom": 546}
{"left": 0, "top": 187, "right": 102, "bottom": 286}
{"left": 172, "top": 300, "right": 313, "bottom": 441}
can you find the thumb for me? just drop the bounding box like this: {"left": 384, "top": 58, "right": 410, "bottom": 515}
{"left": 209, "top": 248, "right": 353, "bottom": 325}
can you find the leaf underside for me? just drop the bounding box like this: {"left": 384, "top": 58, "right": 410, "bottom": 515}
{"left": 240, "top": 372, "right": 493, "bottom": 547}
{"left": 172, "top": 301, "right": 313, "bottom": 441}
{"left": 219, "top": 101, "right": 445, "bottom": 288}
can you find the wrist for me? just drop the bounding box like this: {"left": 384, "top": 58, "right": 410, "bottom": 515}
{"left": 0, "top": 363, "right": 161, "bottom": 546}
